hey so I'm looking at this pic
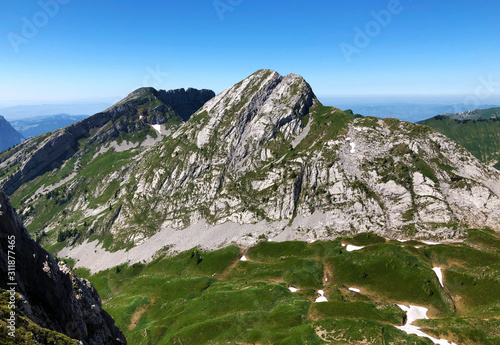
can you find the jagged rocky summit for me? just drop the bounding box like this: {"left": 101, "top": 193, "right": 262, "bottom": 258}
{"left": 0, "top": 189, "right": 127, "bottom": 344}
{"left": 1, "top": 70, "right": 499, "bottom": 272}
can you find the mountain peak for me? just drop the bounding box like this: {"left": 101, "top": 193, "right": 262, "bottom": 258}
{"left": 129, "top": 86, "right": 158, "bottom": 97}
{"left": 189, "top": 69, "right": 316, "bottom": 151}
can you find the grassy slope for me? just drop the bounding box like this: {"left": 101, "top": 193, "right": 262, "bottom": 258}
{"left": 477, "top": 108, "right": 500, "bottom": 120}
{"left": 421, "top": 117, "right": 500, "bottom": 169}
{"left": 73, "top": 229, "right": 500, "bottom": 345}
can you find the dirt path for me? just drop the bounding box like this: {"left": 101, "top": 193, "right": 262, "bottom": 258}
{"left": 128, "top": 298, "right": 155, "bottom": 330}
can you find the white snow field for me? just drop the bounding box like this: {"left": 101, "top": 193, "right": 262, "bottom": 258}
{"left": 433, "top": 267, "right": 444, "bottom": 287}
{"left": 346, "top": 244, "right": 364, "bottom": 252}
{"left": 396, "top": 305, "right": 457, "bottom": 345}
{"left": 152, "top": 124, "right": 162, "bottom": 134}
{"left": 315, "top": 290, "right": 328, "bottom": 303}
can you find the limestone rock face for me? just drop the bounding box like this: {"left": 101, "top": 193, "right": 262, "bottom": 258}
{"left": 0, "top": 69, "right": 499, "bottom": 260}
{"left": 122, "top": 70, "right": 499, "bottom": 241}
{"left": 0, "top": 190, "right": 127, "bottom": 344}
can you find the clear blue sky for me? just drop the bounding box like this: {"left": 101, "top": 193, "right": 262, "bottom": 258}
{"left": 1, "top": 0, "right": 499, "bottom": 107}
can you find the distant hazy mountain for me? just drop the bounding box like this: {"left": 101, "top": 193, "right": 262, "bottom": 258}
{"left": 0, "top": 103, "right": 111, "bottom": 120}
{"left": 420, "top": 108, "right": 500, "bottom": 169}
{"left": 438, "top": 107, "right": 500, "bottom": 120}
{"left": 0, "top": 115, "right": 24, "bottom": 151}
{"left": 321, "top": 102, "right": 500, "bottom": 123}
{"left": 11, "top": 114, "right": 89, "bottom": 138}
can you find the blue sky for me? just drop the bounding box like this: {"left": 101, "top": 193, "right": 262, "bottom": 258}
{"left": 1, "top": 0, "right": 499, "bottom": 107}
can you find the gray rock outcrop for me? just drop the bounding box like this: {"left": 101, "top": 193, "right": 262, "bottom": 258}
{"left": 0, "top": 189, "right": 127, "bottom": 344}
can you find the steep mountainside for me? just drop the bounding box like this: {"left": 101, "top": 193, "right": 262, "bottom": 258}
{"left": 1, "top": 70, "right": 499, "bottom": 273}
{"left": 0, "top": 87, "right": 214, "bottom": 195}
{"left": 0, "top": 115, "right": 24, "bottom": 152}
{"left": 0, "top": 190, "right": 126, "bottom": 344}
{"left": 421, "top": 114, "right": 500, "bottom": 170}
{"left": 11, "top": 114, "right": 90, "bottom": 139}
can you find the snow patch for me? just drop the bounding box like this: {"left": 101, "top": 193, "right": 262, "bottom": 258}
{"left": 240, "top": 255, "right": 248, "bottom": 261}
{"left": 433, "top": 267, "right": 444, "bottom": 287}
{"left": 152, "top": 124, "right": 162, "bottom": 134}
{"left": 422, "top": 241, "right": 440, "bottom": 246}
{"left": 350, "top": 142, "right": 356, "bottom": 153}
{"left": 349, "top": 288, "right": 360, "bottom": 293}
{"left": 315, "top": 290, "right": 328, "bottom": 303}
{"left": 289, "top": 287, "right": 299, "bottom": 293}
{"left": 396, "top": 305, "right": 457, "bottom": 345}
{"left": 346, "top": 244, "right": 364, "bottom": 252}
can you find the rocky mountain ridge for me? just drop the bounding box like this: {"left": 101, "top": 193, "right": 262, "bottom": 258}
{"left": 0, "top": 189, "right": 126, "bottom": 344}
{"left": 0, "top": 87, "right": 214, "bottom": 195}
{"left": 1, "top": 70, "right": 499, "bottom": 273}
{"left": 438, "top": 107, "right": 500, "bottom": 121}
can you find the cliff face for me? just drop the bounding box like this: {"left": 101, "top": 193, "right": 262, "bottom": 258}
{"left": 157, "top": 88, "right": 217, "bottom": 121}
{"left": 0, "top": 190, "right": 126, "bottom": 344}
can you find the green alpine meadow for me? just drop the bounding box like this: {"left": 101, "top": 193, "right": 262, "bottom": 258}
{"left": 70, "top": 229, "right": 500, "bottom": 344}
